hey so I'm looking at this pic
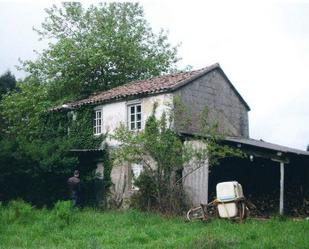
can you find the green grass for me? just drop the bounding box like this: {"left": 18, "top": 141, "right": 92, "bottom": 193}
{"left": 1, "top": 201, "right": 309, "bottom": 249}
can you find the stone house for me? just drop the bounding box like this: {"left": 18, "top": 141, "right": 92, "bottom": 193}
{"left": 54, "top": 63, "right": 309, "bottom": 214}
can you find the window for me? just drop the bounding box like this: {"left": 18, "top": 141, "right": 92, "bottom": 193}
{"left": 93, "top": 109, "right": 103, "bottom": 135}
{"left": 128, "top": 103, "right": 142, "bottom": 130}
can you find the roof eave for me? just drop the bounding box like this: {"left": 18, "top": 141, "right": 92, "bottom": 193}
{"left": 50, "top": 88, "right": 172, "bottom": 112}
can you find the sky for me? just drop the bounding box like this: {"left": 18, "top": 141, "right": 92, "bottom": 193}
{"left": 0, "top": 0, "right": 309, "bottom": 150}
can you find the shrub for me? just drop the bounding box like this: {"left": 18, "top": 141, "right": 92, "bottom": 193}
{"left": 52, "top": 200, "right": 73, "bottom": 226}
{"left": 7, "top": 199, "right": 34, "bottom": 223}
{"left": 129, "top": 167, "right": 190, "bottom": 215}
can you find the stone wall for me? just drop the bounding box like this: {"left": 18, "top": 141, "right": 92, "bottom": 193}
{"left": 175, "top": 69, "right": 249, "bottom": 137}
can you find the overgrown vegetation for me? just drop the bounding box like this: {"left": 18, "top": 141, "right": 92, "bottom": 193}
{"left": 113, "top": 111, "right": 189, "bottom": 213}
{"left": 112, "top": 99, "right": 244, "bottom": 214}
{"left": 0, "top": 87, "right": 103, "bottom": 205}
{"left": 0, "top": 2, "right": 179, "bottom": 206}
{"left": 1, "top": 200, "right": 309, "bottom": 249}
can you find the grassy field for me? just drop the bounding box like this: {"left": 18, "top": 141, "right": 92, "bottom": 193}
{"left": 1, "top": 201, "right": 309, "bottom": 249}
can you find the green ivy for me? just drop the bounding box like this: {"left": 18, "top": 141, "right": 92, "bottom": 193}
{"left": 100, "top": 144, "right": 113, "bottom": 206}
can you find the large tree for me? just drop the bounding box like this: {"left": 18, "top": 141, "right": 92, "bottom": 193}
{"left": 21, "top": 2, "right": 179, "bottom": 101}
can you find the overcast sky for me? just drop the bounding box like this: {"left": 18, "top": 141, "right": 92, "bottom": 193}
{"left": 1, "top": 0, "right": 309, "bottom": 150}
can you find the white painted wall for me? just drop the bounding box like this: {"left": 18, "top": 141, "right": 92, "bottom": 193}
{"left": 102, "top": 101, "right": 126, "bottom": 148}
{"left": 102, "top": 101, "right": 126, "bottom": 134}
{"left": 96, "top": 93, "right": 174, "bottom": 147}
{"left": 142, "top": 93, "right": 174, "bottom": 125}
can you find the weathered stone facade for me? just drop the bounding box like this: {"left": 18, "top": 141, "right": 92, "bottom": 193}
{"left": 175, "top": 68, "right": 249, "bottom": 138}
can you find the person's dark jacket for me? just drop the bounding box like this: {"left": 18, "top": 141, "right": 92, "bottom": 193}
{"left": 67, "top": 176, "right": 80, "bottom": 193}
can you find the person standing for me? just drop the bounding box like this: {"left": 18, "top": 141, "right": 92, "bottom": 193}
{"left": 67, "top": 170, "right": 81, "bottom": 207}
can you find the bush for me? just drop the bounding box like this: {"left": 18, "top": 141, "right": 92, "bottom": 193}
{"left": 130, "top": 171, "right": 189, "bottom": 214}
{"left": 52, "top": 200, "right": 73, "bottom": 226}
{"left": 7, "top": 199, "right": 34, "bottom": 223}
{"left": 113, "top": 112, "right": 190, "bottom": 214}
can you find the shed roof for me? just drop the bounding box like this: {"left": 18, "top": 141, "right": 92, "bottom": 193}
{"left": 51, "top": 63, "right": 250, "bottom": 111}
{"left": 225, "top": 137, "right": 309, "bottom": 157}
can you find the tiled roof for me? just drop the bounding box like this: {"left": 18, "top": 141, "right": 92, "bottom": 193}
{"left": 51, "top": 63, "right": 249, "bottom": 110}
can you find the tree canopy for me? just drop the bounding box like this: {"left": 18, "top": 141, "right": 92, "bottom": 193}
{"left": 21, "top": 2, "right": 179, "bottom": 101}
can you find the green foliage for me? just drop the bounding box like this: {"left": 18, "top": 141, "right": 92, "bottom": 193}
{"left": 113, "top": 111, "right": 185, "bottom": 171}
{"left": 0, "top": 77, "right": 103, "bottom": 205}
{"left": 130, "top": 172, "right": 157, "bottom": 210}
{"left": 21, "top": 2, "right": 179, "bottom": 100}
{"left": 52, "top": 200, "right": 73, "bottom": 226}
{"left": 0, "top": 77, "right": 63, "bottom": 204}
{"left": 0, "top": 206, "right": 309, "bottom": 249}
{"left": 113, "top": 98, "right": 244, "bottom": 213}
{"left": 0, "top": 2, "right": 180, "bottom": 206}
{"left": 6, "top": 199, "right": 34, "bottom": 224}
{"left": 0, "top": 76, "right": 50, "bottom": 140}
{"left": 102, "top": 144, "right": 112, "bottom": 193}
{"left": 113, "top": 108, "right": 190, "bottom": 213}
{"left": 68, "top": 107, "right": 105, "bottom": 149}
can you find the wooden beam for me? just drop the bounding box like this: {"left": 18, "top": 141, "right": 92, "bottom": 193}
{"left": 239, "top": 147, "right": 290, "bottom": 163}
{"left": 280, "top": 162, "right": 285, "bottom": 215}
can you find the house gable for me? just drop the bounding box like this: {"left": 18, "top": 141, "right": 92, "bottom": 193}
{"left": 174, "top": 68, "right": 249, "bottom": 137}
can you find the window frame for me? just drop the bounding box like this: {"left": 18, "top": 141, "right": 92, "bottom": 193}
{"left": 127, "top": 102, "right": 142, "bottom": 131}
{"left": 93, "top": 107, "right": 103, "bottom": 135}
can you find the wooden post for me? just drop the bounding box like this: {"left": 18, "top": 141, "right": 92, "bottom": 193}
{"left": 205, "top": 162, "right": 209, "bottom": 205}
{"left": 279, "top": 162, "right": 285, "bottom": 215}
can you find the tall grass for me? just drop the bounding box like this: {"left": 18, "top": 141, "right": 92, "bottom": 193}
{"left": 0, "top": 200, "right": 309, "bottom": 249}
